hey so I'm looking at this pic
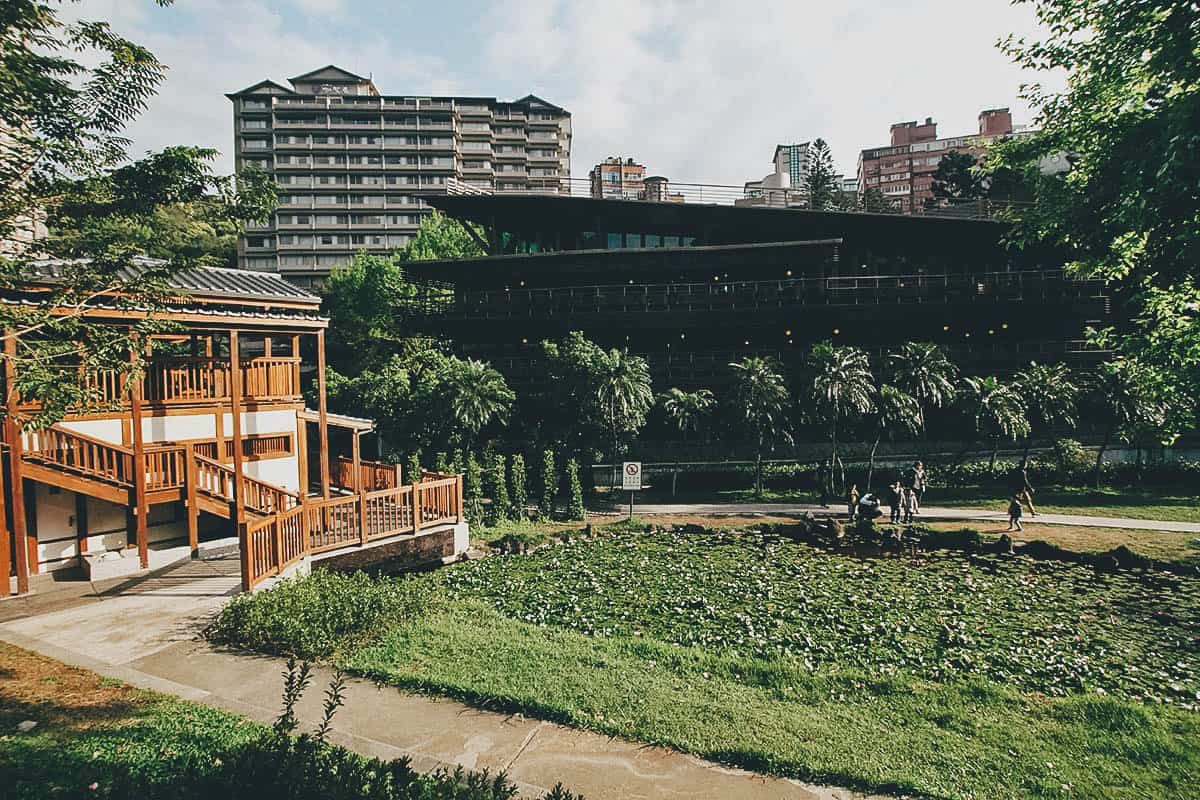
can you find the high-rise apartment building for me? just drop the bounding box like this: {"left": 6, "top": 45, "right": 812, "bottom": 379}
{"left": 856, "top": 108, "right": 1021, "bottom": 213}
{"left": 228, "top": 65, "right": 571, "bottom": 285}
{"left": 589, "top": 157, "right": 646, "bottom": 200}
{"left": 739, "top": 143, "right": 811, "bottom": 207}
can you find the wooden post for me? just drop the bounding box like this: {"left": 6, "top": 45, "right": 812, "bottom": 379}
{"left": 456, "top": 473, "right": 464, "bottom": 524}
{"left": 184, "top": 443, "right": 199, "bottom": 557}
{"left": 296, "top": 416, "right": 309, "bottom": 501}
{"left": 316, "top": 329, "right": 330, "bottom": 501}
{"left": 129, "top": 338, "right": 150, "bottom": 570}
{"left": 353, "top": 432, "right": 367, "bottom": 545}
{"left": 230, "top": 330, "right": 251, "bottom": 592}
{"left": 411, "top": 480, "right": 421, "bottom": 534}
{"left": 0, "top": 434, "right": 10, "bottom": 594}
{"left": 75, "top": 491, "right": 89, "bottom": 557}
{"left": 229, "top": 330, "right": 246, "bottom": 524}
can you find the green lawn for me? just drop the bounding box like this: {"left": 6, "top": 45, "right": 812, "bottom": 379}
{"left": 0, "top": 641, "right": 571, "bottom": 800}
{"left": 928, "top": 486, "right": 1200, "bottom": 523}
{"left": 214, "top": 529, "right": 1200, "bottom": 799}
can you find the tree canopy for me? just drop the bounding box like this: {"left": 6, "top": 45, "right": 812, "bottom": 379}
{"left": 990, "top": 0, "right": 1199, "bottom": 433}
{"left": 804, "top": 139, "right": 840, "bottom": 211}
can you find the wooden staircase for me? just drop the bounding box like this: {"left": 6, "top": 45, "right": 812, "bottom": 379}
{"left": 20, "top": 424, "right": 300, "bottom": 517}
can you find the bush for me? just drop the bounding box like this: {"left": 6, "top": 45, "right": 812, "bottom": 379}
{"left": 464, "top": 453, "right": 483, "bottom": 523}
{"left": 406, "top": 449, "right": 422, "bottom": 483}
{"left": 207, "top": 570, "right": 430, "bottom": 660}
{"left": 539, "top": 449, "right": 556, "bottom": 518}
{"left": 485, "top": 454, "right": 510, "bottom": 526}
{"left": 434, "top": 451, "right": 451, "bottom": 474}
{"left": 509, "top": 454, "right": 528, "bottom": 519}
{"left": 564, "top": 458, "right": 585, "bottom": 521}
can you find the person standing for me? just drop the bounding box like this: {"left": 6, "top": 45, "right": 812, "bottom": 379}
{"left": 817, "top": 459, "right": 831, "bottom": 508}
{"left": 1006, "top": 493, "right": 1025, "bottom": 532}
{"left": 1006, "top": 459, "right": 1038, "bottom": 516}
{"left": 911, "top": 461, "right": 927, "bottom": 506}
{"left": 888, "top": 479, "right": 903, "bottom": 524}
{"left": 848, "top": 483, "right": 860, "bottom": 519}
{"left": 902, "top": 487, "right": 916, "bottom": 525}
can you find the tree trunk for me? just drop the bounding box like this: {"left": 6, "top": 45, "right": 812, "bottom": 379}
{"left": 829, "top": 424, "right": 839, "bottom": 499}
{"left": 989, "top": 438, "right": 999, "bottom": 472}
{"left": 867, "top": 434, "right": 881, "bottom": 492}
{"left": 755, "top": 433, "right": 764, "bottom": 498}
{"left": 1022, "top": 434, "right": 1033, "bottom": 462}
{"left": 1094, "top": 426, "right": 1112, "bottom": 488}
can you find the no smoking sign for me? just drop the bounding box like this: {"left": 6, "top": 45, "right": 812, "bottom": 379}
{"left": 622, "top": 461, "right": 642, "bottom": 491}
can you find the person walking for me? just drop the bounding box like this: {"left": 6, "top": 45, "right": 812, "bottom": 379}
{"left": 817, "top": 459, "right": 831, "bottom": 508}
{"left": 911, "top": 460, "right": 927, "bottom": 506}
{"left": 1006, "top": 459, "right": 1038, "bottom": 516}
{"left": 901, "top": 487, "right": 916, "bottom": 525}
{"left": 1006, "top": 493, "right": 1025, "bottom": 532}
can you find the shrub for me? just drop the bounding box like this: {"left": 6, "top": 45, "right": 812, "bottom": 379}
{"left": 509, "top": 454, "right": 529, "bottom": 520}
{"left": 406, "top": 449, "right": 422, "bottom": 483}
{"left": 564, "top": 458, "right": 585, "bottom": 521}
{"left": 485, "top": 454, "right": 510, "bottom": 526}
{"left": 464, "top": 452, "right": 483, "bottom": 523}
{"left": 434, "top": 451, "right": 451, "bottom": 474}
{"left": 1051, "top": 438, "right": 1092, "bottom": 479}
{"left": 539, "top": 449, "right": 556, "bottom": 518}
{"left": 207, "top": 570, "right": 430, "bottom": 660}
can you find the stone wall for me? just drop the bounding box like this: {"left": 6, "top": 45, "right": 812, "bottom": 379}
{"left": 315, "top": 527, "right": 457, "bottom": 574}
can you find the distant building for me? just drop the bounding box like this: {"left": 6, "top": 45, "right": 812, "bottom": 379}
{"left": 856, "top": 108, "right": 1025, "bottom": 214}
{"left": 739, "top": 143, "right": 810, "bottom": 208}
{"left": 590, "top": 157, "right": 645, "bottom": 200}
{"left": 227, "top": 65, "right": 572, "bottom": 286}
{"left": 0, "top": 126, "right": 47, "bottom": 258}
{"left": 643, "top": 176, "right": 685, "bottom": 203}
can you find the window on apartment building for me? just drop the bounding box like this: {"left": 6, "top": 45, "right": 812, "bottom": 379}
{"left": 279, "top": 255, "right": 314, "bottom": 266}
{"left": 245, "top": 257, "right": 276, "bottom": 270}
{"left": 242, "top": 99, "right": 269, "bottom": 111}
{"left": 242, "top": 138, "right": 268, "bottom": 150}
{"left": 352, "top": 214, "right": 384, "bottom": 225}
{"left": 386, "top": 235, "right": 410, "bottom": 247}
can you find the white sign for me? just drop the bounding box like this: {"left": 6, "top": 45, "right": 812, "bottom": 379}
{"left": 622, "top": 461, "right": 642, "bottom": 491}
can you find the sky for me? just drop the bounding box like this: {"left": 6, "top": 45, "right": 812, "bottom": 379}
{"left": 83, "top": 0, "right": 1063, "bottom": 184}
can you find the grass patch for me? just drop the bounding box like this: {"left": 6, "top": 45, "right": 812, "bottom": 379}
{"left": 919, "top": 521, "right": 1200, "bottom": 567}
{"left": 0, "top": 641, "right": 577, "bottom": 800}
{"left": 929, "top": 486, "right": 1200, "bottom": 524}
{"left": 212, "top": 528, "right": 1200, "bottom": 798}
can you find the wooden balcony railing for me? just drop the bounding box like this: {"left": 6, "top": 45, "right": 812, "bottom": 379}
{"left": 193, "top": 452, "right": 301, "bottom": 515}
{"left": 333, "top": 455, "right": 401, "bottom": 491}
{"left": 22, "top": 426, "right": 135, "bottom": 486}
{"left": 67, "top": 356, "right": 303, "bottom": 410}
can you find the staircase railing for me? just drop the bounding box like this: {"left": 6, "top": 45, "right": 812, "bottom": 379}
{"left": 192, "top": 452, "right": 300, "bottom": 515}
{"left": 22, "top": 426, "right": 136, "bottom": 486}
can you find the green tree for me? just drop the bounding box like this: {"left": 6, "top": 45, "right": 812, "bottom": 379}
{"left": 805, "top": 138, "right": 840, "bottom": 211}
{"left": 322, "top": 252, "right": 420, "bottom": 373}
{"left": 564, "top": 458, "right": 585, "bottom": 521}
{"left": 866, "top": 384, "right": 922, "bottom": 491}
{"left": 927, "top": 150, "right": 984, "bottom": 207}
{"left": 397, "top": 211, "right": 485, "bottom": 262}
{"left": 442, "top": 357, "right": 515, "bottom": 454}
{"left": 1, "top": 4, "right": 275, "bottom": 426}
{"left": 887, "top": 342, "right": 959, "bottom": 442}
{"left": 536, "top": 332, "right": 610, "bottom": 462}
{"left": 509, "top": 453, "right": 528, "bottom": 519}
{"left": 726, "top": 356, "right": 792, "bottom": 498}
{"left": 485, "top": 453, "right": 510, "bottom": 525}
{"left": 595, "top": 348, "right": 654, "bottom": 487}
{"left": 660, "top": 387, "right": 715, "bottom": 496}
{"left": 960, "top": 376, "right": 1031, "bottom": 471}
{"left": 539, "top": 449, "right": 556, "bottom": 518}
{"left": 1085, "top": 358, "right": 1169, "bottom": 486}
{"left": 463, "top": 452, "right": 483, "bottom": 522}
{"left": 807, "top": 343, "right": 875, "bottom": 496}
{"left": 858, "top": 187, "right": 892, "bottom": 213}
{"left": 1014, "top": 362, "right": 1078, "bottom": 460}
{"left": 990, "top": 0, "right": 1200, "bottom": 429}
{"left": 406, "top": 450, "right": 422, "bottom": 484}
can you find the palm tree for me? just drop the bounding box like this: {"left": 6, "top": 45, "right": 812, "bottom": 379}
{"left": 960, "top": 376, "right": 1031, "bottom": 471}
{"left": 443, "top": 358, "right": 515, "bottom": 455}
{"left": 887, "top": 342, "right": 958, "bottom": 450}
{"left": 1014, "top": 362, "right": 1078, "bottom": 460}
{"left": 595, "top": 348, "right": 654, "bottom": 488}
{"left": 660, "top": 387, "right": 715, "bottom": 496}
{"left": 1085, "top": 359, "right": 1167, "bottom": 486}
{"left": 727, "top": 356, "right": 792, "bottom": 498}
{"left": 866, "top": 384, "right": 922, "bottom": 491}
{"left": 808, "top": 343, "right": 875, "bottom": 496}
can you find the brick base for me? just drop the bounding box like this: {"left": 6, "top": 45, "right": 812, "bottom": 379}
{"left": 315, "top": 528, "right": 456, "bottom": 575}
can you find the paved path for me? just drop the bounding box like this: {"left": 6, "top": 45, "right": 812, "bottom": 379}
{"left": 628, "top": 502, "right": 1200, "bottom": 533}
{"left": 0, "top": 556, "right": 884, "bottom": 800}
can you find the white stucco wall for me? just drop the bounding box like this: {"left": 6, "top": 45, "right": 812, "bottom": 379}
{"left": 32, "top": 484, "right": 189, "bottom": 571}
{"left": 246, "top": 454, "right": 301, "bottom": 493}
{"left": 59, "top": 418, "right": 123, "bottom": 444}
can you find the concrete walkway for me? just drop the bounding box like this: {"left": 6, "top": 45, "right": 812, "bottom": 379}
{"left": 0, "top": 556, "right": 885, "bottom": 800}
{"left": 628, "top": 501, "right": 1200, "bottom": 533}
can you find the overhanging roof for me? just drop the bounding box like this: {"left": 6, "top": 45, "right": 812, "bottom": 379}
{"left": 298, "top": 409, "right": 375, "bottom": 431}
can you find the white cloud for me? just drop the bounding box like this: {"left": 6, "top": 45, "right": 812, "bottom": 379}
{"left": 80, "top": 0, "right": 1062, "bottom": 184}
{"left": 482, "top": 0, "right": 1063, "bottom": 183}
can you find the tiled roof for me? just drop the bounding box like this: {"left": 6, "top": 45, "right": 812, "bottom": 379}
{"left": 26, "top": 257, "right": 320, "bottom": 304}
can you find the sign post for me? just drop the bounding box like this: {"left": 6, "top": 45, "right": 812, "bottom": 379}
{"left": 622, "top": 461, "right": 642, "bottom": 519}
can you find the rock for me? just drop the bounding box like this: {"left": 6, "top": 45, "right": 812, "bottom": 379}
{"left": 464, "top": 549, "right": 486, "bottom": 561}
{"left": 995, "top": 534, "right": 1015, "bottom": 555}
{"left": 17, "top": 720, "right": 37, "bottom": 733}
